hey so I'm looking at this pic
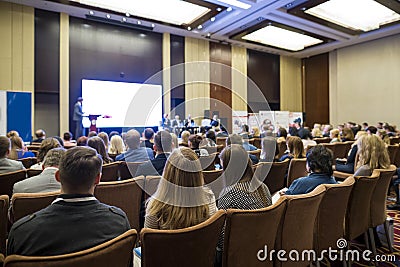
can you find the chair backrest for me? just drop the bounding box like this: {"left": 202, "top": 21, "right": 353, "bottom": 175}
{"left": 322, "top": 142, "right": 350, "bottom": 159}
{"left": 252, "top": 138, "right": 262, "bottom": 149}
{"left": 10, "top": 191, "right": 59, "bottom": 224}
{"left": 255, "top": 160, "right": 289, "bottom": 194}
{"left": 277, "top": 141, "right": 287, "bottom": 159}
{"left": 0, "top": 170, "right": 27, "bottom": 197}
{"left": 26, "top": 169, "right": 42, "bottom": 178}
{"left": 313, "top": 137, "right": 330, "bottom": 144}
{"left": 286, "top": 158, "right": 307, "bottom": 187}
{"left": 216, "top": 145, "right": 224, "bottom": 154}
{"left": 17, "top": 157, "right": 37, "bottom": 169}
{"left": 140, "top": 210, "right": 226, "bottom": 267}
{"left": 101, "top": 162, "right": 120, "bottom": 182}
{"left": 387, "top": 145, "right": 398, "bottom": 165}
{"left": 0, "top": 195, "right": 9, "bottom": 255}
{"left": 94, "top": 178, "right": 143, "bottom": 231}
{"left": 370, "top": 165, "right": 397, "bottom": 227}
{"left": 199, "top": 153, "right": 218, "bottom": 171}
{"left": 118, "top": 161, "right": 144, "bottom": 180}
{"left": 202, "top": 169, "right": 224, "bottom": 197}
{"left": 394, "top": 146, "right": 400, "bottom": 168}
{"left": 314, "top": 177, "right": 355, "bottom": 253}
{"left": 222, "top": 198, "right": 287, "bottom": 267}
{"left": 202, "top": 146, "right": 217, "bottom": 154}
{"left": 345, "top": 172, "right": 379, "bottom": 240}
{"left": 141, "top": 176, "right": 161, "bottom": 200}
{"left": 247, "top": 149, "right": 261, "bottom": 160}
{"left": 276, "top": 186, "right": 326, "bottom": 267}
{"left": 390, "top": 136, "right": 400, "bottom": 145}
{"left": 216, "top": 137, "right": 227, "bottom": 147}
{"left": 3, "top": 229, "right": 137, "bottom": 267}
{"left": 108, "top": 153, "right": 118, "bottom": 161}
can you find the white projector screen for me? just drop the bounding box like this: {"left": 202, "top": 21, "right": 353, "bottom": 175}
{"left": 82, "top": 79, "right": 162, "bottom": 128}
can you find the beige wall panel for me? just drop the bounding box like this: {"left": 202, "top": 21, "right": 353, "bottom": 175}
{"left": 60, "top": 13, "right": 69, "bottom": 134}
{"left": 231, "top": 45, "right": 247, "bottom": 111}
{"left": 0, "top": 2, "right": 12, "bottom": 90}
{"left": 330, "top": 34, "right": 400, "bottom": 126}
{"left": 280, "top": 56, "right": 302, "bottom": 112}
{"left": 163, "top": 33, "right": 171, "bottom": 115}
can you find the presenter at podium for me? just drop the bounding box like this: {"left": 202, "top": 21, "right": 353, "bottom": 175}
{"left": 73, "top": 97, "right": 84, "bottom": 139}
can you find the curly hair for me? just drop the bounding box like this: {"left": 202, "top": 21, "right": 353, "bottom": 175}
{"left": 306, "top": 145, "right": 333, "bottom": 176}
{"left": 356, "top": 135, "right": 390, "bottom": 171}
{"left": 37, "top": 137, "right": 61, "bottom": 162}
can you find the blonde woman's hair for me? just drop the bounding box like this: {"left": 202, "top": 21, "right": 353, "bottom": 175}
{"left": 170, "top": 133, "right": 179, "bottom": 149}
{"left": 146, "top": 147, "right": 210, "bottom": 230}
{"left": 9, "top": 136, "right": 24, "bottom": 160}
{"left": 180, "top": 131, "right": 190, "bottom": 144}
{"left": 252, "top": 126, "right": 260, "bottom": 137}
{"left": 356, "top": 135, "right": 390, "bottom": 171}
{"left": 311, "top": 128, "right": 323, "bottom": 138}
{"left": 330, "top": 129, "right": 341, "bottom": 141}
{"left": 108, "top": 135, "right": 125, "bottom": 154}
{"left": 287, "top": 136, "right": 305, "bottom": 158}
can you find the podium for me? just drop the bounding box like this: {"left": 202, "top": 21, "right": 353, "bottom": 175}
{"left": 88, "top": 114, "right": 102, "bottom": 132}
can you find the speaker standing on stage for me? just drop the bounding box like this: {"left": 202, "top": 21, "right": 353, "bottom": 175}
{"left": 73, "top": 97, "right": 84, "bottom": 139}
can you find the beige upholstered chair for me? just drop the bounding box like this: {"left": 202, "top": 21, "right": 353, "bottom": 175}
{"left": 216, "top": 137, "right": 227, "bottom": 147}
{"left": 26, "top": 169, "right": 42, "bottom": 178}
{"left": 387, "top": 145, "right": 398, "bottom": 165}
{"left": 247, "top": 149, "right": 261, "bottom": 160}
{"left": 254, "top": 160, "right": 289, "bottom": 194}
{"left": 222, "top": 198, "right": 287, "bottom": 267}
{"left": 17, "top": 157, "right": 37, "bottom": 169}
{"left": 0, "top": 195, "right": 9, "bottom": 255}
{"left": 202, "top": 169, "right": 224, "bottom": 197}
{"left": 275, "top": 186, "right": 326, "bottom": 267}
{"left": 140, "top": 210, "right": 226, "bottom": 267}
{"left": 94, "top": 178, "right": 142, "bottom": 231}
{"left": 100, "top": 162, "right": 120, "bottom": 182}
{"left": 10, "top": 191, "right": 60, "bottom": 224}
{"left": 118, "top": 161, "right": 144, "bottom": 180}
{"left": 0, "top": 170, "right": 27, "bottom": 197}
{"left": 199, "top": 153, "right": 218, "bottom": 171}
{"left": 3, "top": 229, "right": 137, "bottom": 267}
{"left": 286, "top": 158, "right": 307, "bottom": 187}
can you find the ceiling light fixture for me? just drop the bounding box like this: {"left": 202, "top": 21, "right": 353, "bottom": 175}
{"left": 71, "top": 0, "right": 210, "bottom": 25}
{"left": 137, "top": 20, "right": 141, "bottom": 24}
{"left": 89, "top": 10, "right": 94, "bottom": 15}
{"left": 106, "top": 14, "right": 111, "bottom": 19}
{"left": 305, "top": 0, "right": 400, "bottom": 32}
{"left": 210, "top": 17, "right": 216, "bottom": 22}
{"left": 226, "top": 7, "right": 233, "bottom": 12}
{"left": 217, "top": 0, "right": 251, "bottom": 9}
{"left": 242, "top": 25, "right": 323, "bottom": 51}
{"left": 122, "top": 17, "right": 127, "bottom": 22}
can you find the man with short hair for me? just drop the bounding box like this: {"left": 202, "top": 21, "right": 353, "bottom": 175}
{"left": 7, "top": 146, "right": 130, "bottom": 256}
{"left": 135, "top": 131, "right": 172, "bottom": 176}
{"left": 0, "top": 136, "right": 25, "bottom": 174}
{"left": 31, "top": 129, "right": 46, "bottom": 144}
{"left": 13, "top": 148, "right": 66, "bottom": 194}
{"left": 115, "top": 130, "right": 153, "bottom": 162}
{"left": 141, "top": 128, "right": 154, "bottom": 149}
{"left": 226, "top": 134, "right": 258, "bottom": 164}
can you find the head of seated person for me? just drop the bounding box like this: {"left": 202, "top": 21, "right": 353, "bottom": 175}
{"left": 180, "top": 131, "right": 190, "bottom": 146}
{"left": 34, "top": 129, "right": 46, "bottom": 141}
{"left": 355, "top": 134, "right": 390, "bottom": 176}
{"left": 226, "top": 134, "right": 243, "bottom": 146}
{"left": 37, "top": 138, "right": 61, "bottom": 163}
{"left": 125, "top": 130, "right": 141, "bottom": 150}
{"left": 88, "top": 136, "right": 112, "bottom": 164}
{"left": 154, "top": 130, "right": 173, "bottom": 154}
{"left": 145, "top": 147, "right": 213, "bottom": 230}
{"left": 261, "top": 136, "right": 279, "bottom": 161}
{"left": 0, "top": 136, "right": 11, "bottom": 159}
{"left": 63, "top": 132, "right": 73, "bottom": 142}
{"left": 6, "top": 130, "right": 19, "bottom": 138}
{"left": 77, "top": 136, "right": 88, "bottom": 146}
{"left": 42, "top": 147, "right": 66, "bottom": 170}
{"left": 188, "top": 134, "right": 202, "bottom": 150}
{"left": 9, "top": 136, "right": 26, "bottom": 160}
{"left": 143, "top": 128, "right": 155, "bottom": 141}
{"left": 306, "top": 145, "right": 334, "bottom": 176}
{"left": 286, "top": 136, "right": 305, "bottom": 159}
{"left": 220, "top": 144, "right": 254, "bottom": 186}
{"left": 109, "top": 135, "right": 125, "bottom": 154}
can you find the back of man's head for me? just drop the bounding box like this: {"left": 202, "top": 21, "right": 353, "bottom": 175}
{"left": 58, "top": 147, "right": 102, "bottom": 192}
{"left": 43, "top": 148, "right": 66, "bottom": 168}
{"left": 35, "top": 129, "right": 46, "bottom": 138}
{"left": 154, "top": 131, "right": 172, "bottom": 153}
{"left": 227, "top": 134, "right": 243, "bottom": 146}
{"left": 0, "top": 136, "right": 10, "bottom": 158}
{"left": 144, "top": 128, "right": 155, "bottom": 140}
{"left": 125, "top": 130, "right": 141, "bottom": 149}
{"left": 63, "top": 132, "right": 72, "bottom": 141}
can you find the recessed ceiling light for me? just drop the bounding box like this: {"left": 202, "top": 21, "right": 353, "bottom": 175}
{"left": 126, "top": 12, "right": 130, "bottom": 17}
{"left": 217, "top": 7, "right": 222, "bottom": 11}
{"left": 207, "top": 33, "right": 211, "bottom": 37}
{"left": 305, "top": 0, "right": 400, "bottom": 32}
{"left": 71, "top": 0, "right": 211, "bottom": 25}
{"left": 197, "top": 25, "right": 203, "bottom": 29}
{"left": 122, "top": 17, "right": 127, "bottom": 22}
{"left": 89, "top": 10, "right": 94, "bottom": 15}
{"left": 217, "top": 0, "right": 251, "bottom": 9}
{"left": 242, "top": 25, "right": 323, "bottom": 51}
{"left": 210, "top": 17, "right": 216, "bottom": 22}
{"left": 106, "top": 14, "right": 111, "bottom": 19}
{"left": 151, "top": 23, "right": 155, "bottom": 28}
{"left": 227, "top": 7, "right": 233, "bottom": 12}
{"left": 137, "top": 20, "right": 141, "bottom": 24}
{"left": 187, "top": 26, "right": 192, "bottom": 30}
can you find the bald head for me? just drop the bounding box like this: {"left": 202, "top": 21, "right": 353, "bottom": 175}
{"left": 125, "top": 130, "right": 141, "bottom": 149}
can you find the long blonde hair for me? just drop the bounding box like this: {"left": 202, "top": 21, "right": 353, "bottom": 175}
{"left": 108, "top": 135, "right": 125, "bottom": 154}
{"left": 9, "top": 136, "right": 24, "bottom": 160}
{"left": 356, "top": 135, "right": 390, "bottom": 171}
{"left": 146, "top": 147, "right": 210, "bottom": 230}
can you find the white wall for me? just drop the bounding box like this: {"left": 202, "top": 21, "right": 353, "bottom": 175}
{"left": 330, "top": 34, "right": 400, "bottom": 127}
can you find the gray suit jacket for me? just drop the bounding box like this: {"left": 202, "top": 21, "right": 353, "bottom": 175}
{"left": 0, "top": 158, "right": 25, "bottom": 174}
{"left": 73, "top": 102, "right": 83, "bottom": 121}
{"left": 13, "top": 167, "right": 60, "bottom": 194}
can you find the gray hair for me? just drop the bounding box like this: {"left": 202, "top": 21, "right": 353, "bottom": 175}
{"left": 43, "top": 147, "right": 66, "bottom": 168}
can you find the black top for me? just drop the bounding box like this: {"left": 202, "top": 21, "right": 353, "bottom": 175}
{"left": 7, "top": 194, "right": 130, "bottom": 256}
{"left": 135, "top": 153, "right": 169, "bottom": 176}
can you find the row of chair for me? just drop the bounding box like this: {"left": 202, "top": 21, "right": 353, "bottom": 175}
{"left": 0, "top": 165, "right": 395, "bottom": 266}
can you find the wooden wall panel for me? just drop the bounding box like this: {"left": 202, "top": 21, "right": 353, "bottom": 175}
{"left": 303, "top": 53, "right": 329, "bottom": 127}
{"left": 170, "top": 34, "right": 185, "bottom": 118}
{"left": 280, "top": 56, "right": 302, "bottom": 112}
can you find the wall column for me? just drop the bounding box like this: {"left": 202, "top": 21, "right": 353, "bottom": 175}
{"left": 60, "top": 12, "right": 69, "bottom": 134}
{"left": 162, "top": 33, "right": 171, "bottom": 115}
{"left": 231, "top": 46, "right": 247, "bottom": 111}
{"left": 280, "top": 56, "right": 302, "bottom": 112}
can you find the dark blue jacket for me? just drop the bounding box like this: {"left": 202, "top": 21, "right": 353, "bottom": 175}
{"left": 285, "top": 172, "right": 337, "bottom": 195}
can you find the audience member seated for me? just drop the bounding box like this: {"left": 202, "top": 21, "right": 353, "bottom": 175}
{"left": 88, "top": 136, "right": 113, "bottom": 164}
{"left": 135, "top": 131, "right": 172, "bottom": 176}
{"left": 6, "top": 130, "right": 19, "bottom": 138}
{"left": 322, "top": 124, "right": 333, "bottom": 137}
{"left": 279, "top": 136, "right": 305, "bottom": 162}
{"left": 311, "top": 124, "right": 323, "bottom": 138}
{"left": 377, "top": 129, "right": 390, "bottom": 145}
{"left": 276, "top": 127, "right": 287, "bottom": 143}
{"left": 170, "top": 133, "right": 179, "bottom": 150}
{"left": 108, "top": 134, "right": 125, "bottom": 155}
{"left": 260, "top": 136, "right": 279, "bottom": 162}
{"left": 76, "top": 136, "right": 88, "bottom": 146}
{"left": 341, "top": 127, "right": 355, "bottom": 142}
{"left": 7, "top": 146, "right": 130, "bottom": 256}
{"left": 354, "top": 134, "right": 390, "bottom": 176}
{"left": 0, "top": 136, "right": 25, "bottom": 174}
{"left": 141, "top": 128, "right": 155, "bottom": 149}
{"left": 329, "top": 129, "right": 342, "bottom": 143}
{"left": 31, "top": 129, "right": 46, "bottom": 144}
{"left": 282, "top": 145, "right": 337, "bottom": 195}
{"left": 204, "top": 130, "right": 217, "bottom": 147}
{"left": 227, "top": 134, "right": 258, "bottom": 165}
{"left": 239, "top": 124, "right": 253, "bottom": 139}
{"left": 215, "top": 126, "right": 228, "bottom": 138}
{"left": 109, "top": 131, "right": 120, "bottom": 140}
{"left": 251, "top": 126, "right": 261, "bottom": 138}
{"left": 179, "top": 130, "right": 190, "bottom": 147}
{"left": 144, "top": 147, "right": 216, "bottom": 229}
{"left": 299, "top": 128, "right": 317, "bottom": 149}
{"left": 188, "top": 135, "right": 209, "bottom": 157}
{"left": 384, "top": 124, "right": 396, "bottom": 137}
{"left": 29, "top": 137, "right": 61, "bottom": 170}
{"left": 115, "top": 130, "right": 153, "bottom": 162}
{"left": 97, "top": 132, "right": 109, "bottom": 150}
{"left": 362, "top": 122, "right": 369, "bottom": 131}
{"left": 87, "top": 131, "right": 97, "bottom": 138}
{"left": 217, "top": 144, "right": 272, "bottom": 249}
{"left": 52, "top": 136, "right": 65, "bottom": 147}
{"left": 335, "top": 131, "right": 367, "bottom": 174}
{"left": 9, "top": 136, "right": 35, "bottom": 160}
{"left": 366, "top": 126, "right": 378, "bottom": 135}
{"left": 63, "top": 132, "right": 76, "bottom": 147}
{"left": 13, "top": 148, "right": 66, "bottom": 194}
